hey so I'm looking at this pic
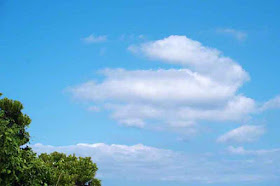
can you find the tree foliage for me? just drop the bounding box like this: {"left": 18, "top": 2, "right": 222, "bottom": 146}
{"left": 0, "top": 93, "right": 101, "bottom": 185}
{"left": 39, "top": 152, "right": 101, "bottom": 186}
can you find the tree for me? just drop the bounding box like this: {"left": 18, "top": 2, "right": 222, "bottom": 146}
{"left": 39, "top": 152, "right": 101, "bottom": 186}
{"left": 0, "top": 93, "right": 101, "bottom": 185}
{"left": 0, "top": 94, "right": 50, "bottom": 185}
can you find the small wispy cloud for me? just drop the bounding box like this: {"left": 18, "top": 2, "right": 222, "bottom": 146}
{"left": 82, "top": 34, "right": 107, "bottom": 44}
{"left": 119, "top": 34, "right": 145, "bottom": 41}
{"left": 216, "top": 28, "right": 247, "bottom": 41}
{"left": 217, "top": 125, "right": 265, "bottom": 144}
{"left": 99, "top": 47, "right": 107, "bottom": 56}
{"left": 138, "top": 34, "right": 145, "bottom": 39}
{"left": 261, "top": 95, "right": 280, "bottom": 111}
{"left": 87, "top": 106, "right": 100, "bottom": 112}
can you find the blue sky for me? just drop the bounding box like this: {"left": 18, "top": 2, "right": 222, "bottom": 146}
{"left": 1, "top": 1, "right": 280, "bottom": 185}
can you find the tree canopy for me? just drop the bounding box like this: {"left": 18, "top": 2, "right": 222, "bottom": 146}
{"left": 0, "top": 93, "right": 101, "bottom": 186}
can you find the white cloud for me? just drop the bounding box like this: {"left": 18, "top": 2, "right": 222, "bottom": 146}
{"left": 70, "top": 35, "right": 258, "bottom": 132}
{"left": 129, "top": 35, "right": 249, "bottom": 85}
{"left": 70, "top": 69, "right": 256, "bottom": 130}
{"left": 217, "top": 125, "right": 265, "bottom": 144}
{"left": 82, "top": 34, "right": 107, "bottom": 43}
{"left": 31, "top": 143, "right": 280, "bottom": 183}
{"left": 216, "top": 28, "right": 247, "bottom": 41}
{"left": 227, "top": 146, "right": 280, "bottom": 155}
{"left": 71, "top": 69, "right": 238, "bottom": 106}
{"left": 108, "top": 95, "right": 255, "bottom": 126}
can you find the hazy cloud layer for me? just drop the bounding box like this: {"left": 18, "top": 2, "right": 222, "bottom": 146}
{"left": 32, "top": 143, "right": 280, "bottom": 183}
{"left": 227, "top": 146, "right": 280, "bottom": 155}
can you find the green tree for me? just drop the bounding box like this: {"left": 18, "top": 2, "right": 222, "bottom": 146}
{"left": 0, "top": 93, "right": 50, "bottom": 185}
{"left": 0, "top": 93, "right": 101, "bottom": 185}
{"left": 39, "top": 152, "right": 101, "bottom": 186}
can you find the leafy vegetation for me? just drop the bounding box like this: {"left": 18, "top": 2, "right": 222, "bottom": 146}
{"left": 39, "top": 152, "right": 100, "bottom": 186}
{"left": 0, "top": 93, "right": 101, "bottom": 186}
